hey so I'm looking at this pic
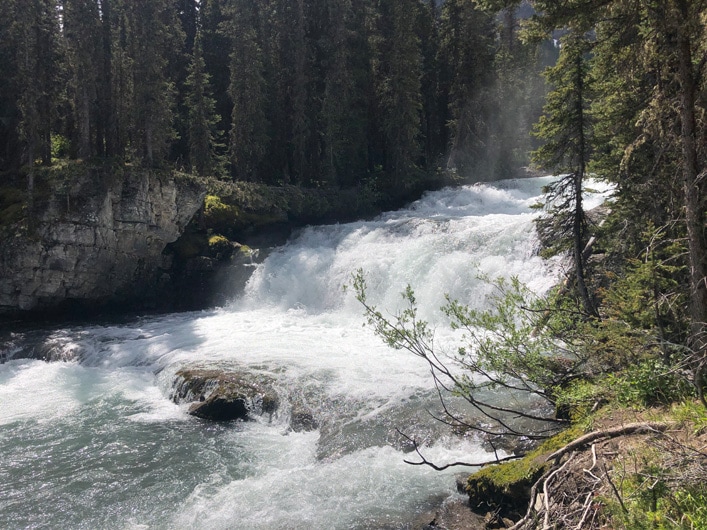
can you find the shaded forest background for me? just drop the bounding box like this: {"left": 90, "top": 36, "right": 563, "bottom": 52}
{"left": 0, "top": 0, "right": 553, "bottom": 199}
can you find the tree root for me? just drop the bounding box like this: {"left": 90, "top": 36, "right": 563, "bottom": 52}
{"left": 507, "top": 421, "right": 674, "bottom": 530}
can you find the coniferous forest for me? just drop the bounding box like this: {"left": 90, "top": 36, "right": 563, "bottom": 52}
{"left": 0, "top": 0, "right": 552, "bottom": 192}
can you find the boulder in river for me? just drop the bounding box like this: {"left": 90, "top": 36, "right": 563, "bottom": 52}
{"left": 172, "top": 367, "right": 280, "bottom": 422}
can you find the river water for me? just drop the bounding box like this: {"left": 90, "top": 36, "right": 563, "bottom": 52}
{"left": 0, "top": 177, "right": 607, "bottom": 529}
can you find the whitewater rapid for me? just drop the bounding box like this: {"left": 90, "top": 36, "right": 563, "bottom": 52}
{"left": 0, "top": 177, "right": 610, "bottom": 529}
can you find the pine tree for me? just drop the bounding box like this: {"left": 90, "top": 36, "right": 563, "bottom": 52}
{"left": 533, "top": 31, "right": 597, "bottom": 317}
{"left": 184, "top": 32, "right": 223, "bottom": 176}
{"left": 0, "top": 0, "right": 20, "bottom": 171}
{"left": 10, "top": 0, "right": 61, "bottom": 201}
{"left": 124, "top": 0, "right": 183, "bottom": 167}
{"left": 62, "top": 0, "right": 102, "bottom": 159}
{"left": 437, "top": 0, "right": 495, "bottom": 178}
{"left": 370, "top": 0, "right": 424, "bottom": 187}
{"left": 417, "top": 0, "right": 443, "bottom": 170}
{"left": 589, "top": 0, "right": 707, "bottom": 398}
{"left": 200, "top": 0, "right": 231, "bottom": 154}
{"left": 320, "top": 0, "right": 370, "bottom": 186}
{"left": 225, "top": 0, "right": 269, "bottom": 181}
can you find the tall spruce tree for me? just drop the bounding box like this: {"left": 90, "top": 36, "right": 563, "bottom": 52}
{"left": 320, "top": 0, "right": 370, "bottom": 186}
{"left": 185, "top": 32, "right": 223, "bottom": 177}
{"left": 589, "top": 0, "right": 707, "bottom": 398}
{"left": 437, "top": 0, "right": 495, "bottom": 178}
{"left": 0, "top": 1, "right": 20, "bottom": 171}
{"left": 200, "top": 0, "right": 231, "bottom": 151}
{"left": 125, "top": 0, "right": 183, "bottom": 167}
{"left": 10, "top": 0, "right": 60, "bottom": 203}
{"left": 370, "top": 0, "right": 423, "bottom": 187}
{"left": 533, "top": 31, "right": 597, "bottom": 317}
{"left": 62, "top": 0, "right": 102, "bottom": 159}
{"left": 225, "top": 0, "right": 269, "bottom": 181}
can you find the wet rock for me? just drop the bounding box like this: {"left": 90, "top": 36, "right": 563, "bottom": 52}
{"left": 173, "top": 367, "right": 280, "bottom": 422}
{"left": 411, "top": 497, "right": 486, "bottom": 530}
{"left": 289, "top": 404, "right": 319, "bottom": 432}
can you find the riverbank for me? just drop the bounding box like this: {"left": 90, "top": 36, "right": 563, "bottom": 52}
{"left": 412, "top": 402, "right": 707, "bottom": 529}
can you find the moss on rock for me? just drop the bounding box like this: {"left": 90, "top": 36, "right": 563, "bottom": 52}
{"left": 465, "top": 425, "right": 585, "bottom": 517}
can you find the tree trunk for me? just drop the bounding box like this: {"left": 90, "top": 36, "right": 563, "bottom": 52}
{"left": 676, "top": 3, "right": 707, "bottom": 346}
{"left": 574, "top": 52, "right": 597, "bottom": 317}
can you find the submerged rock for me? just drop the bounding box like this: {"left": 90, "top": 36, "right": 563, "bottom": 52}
{"left": 289, "top": 404, "right": 319, "bottom": 432}
{"left": 172, "top": 367, "right": 280, "bottom": 422}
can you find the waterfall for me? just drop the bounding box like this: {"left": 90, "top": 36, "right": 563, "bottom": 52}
{"left": 0, "top": 177, "right": 610, "bottom": 529}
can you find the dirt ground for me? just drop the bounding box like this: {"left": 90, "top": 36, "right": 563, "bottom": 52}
{"left": 411, "top": 405, "right": 707, "bottom": 530}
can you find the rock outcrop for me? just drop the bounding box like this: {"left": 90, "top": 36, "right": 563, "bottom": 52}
{"left": 0, "top": 167, "right": 204, "bottom": 316}
{"left": 172, "top": 367, "right": 280, "bottom": 422}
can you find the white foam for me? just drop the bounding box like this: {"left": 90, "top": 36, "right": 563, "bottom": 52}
{"left": 0, "top": 176, "right": 613, "bottom": 529}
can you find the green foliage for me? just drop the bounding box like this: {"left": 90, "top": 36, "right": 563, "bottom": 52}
{"left": 604, "top": 468, "right": 707, "bottom": 530}
{"left": 184, "top": 34, "right": 224, "bottom": 177}
{"left": 50, "top": 134, "right": 70, "bottom": 159}
{"left": 353, "top": 269, "right": 575, "bottom": 439}
{"left": 442, "top": 276, "right": 584, "bottom": 396}
{"left": 208, "top": 234, "right": 230, "bottom": 252}
{"left": 671, "top": 400, "right": 707, "bottom": 434}
{"left": 202, "top": 194, "right": 241, "bottom": 233}
{"left": 609, "top": 360, "right": 693, "bottom": 408}
{"left": 553, "top": 379, "right": 607, "bottom": 422}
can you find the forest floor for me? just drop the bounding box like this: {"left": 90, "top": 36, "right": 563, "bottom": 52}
{"left": 412, "top": 402, "right": 707, "bottom": 529}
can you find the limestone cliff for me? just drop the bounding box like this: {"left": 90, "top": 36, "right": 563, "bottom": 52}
{"left": 0, "top": 165, "right": 205, "bottom": 316}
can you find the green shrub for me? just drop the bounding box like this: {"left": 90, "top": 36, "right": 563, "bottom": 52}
{"left": 208, "top": 234, "right": 232, "bottom": 258}
{"left": 51, "top": 134, "right": 71, "bottom": 159}
{"left": 203, "top": 194, "right": 241, "bottom": 232}
{"left": 611, "top": 359, "right": 692, "bottom": 407}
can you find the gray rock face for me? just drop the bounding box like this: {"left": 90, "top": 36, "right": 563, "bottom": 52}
{"left": 0, "top": 170, "right": 204, "bottom": 315}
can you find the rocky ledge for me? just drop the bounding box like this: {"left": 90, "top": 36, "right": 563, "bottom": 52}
{"left": 0, "top": 165, "right": 204, "bottom": 316}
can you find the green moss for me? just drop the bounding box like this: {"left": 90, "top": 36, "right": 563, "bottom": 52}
{"left": 203, "top": 194, "right": 242, "bottom": 233}
{"left": 466, "top": 425, "right": 585, "bottom": 514}
{"left": 208, "top": 234, "right": 232, "bottom": 258}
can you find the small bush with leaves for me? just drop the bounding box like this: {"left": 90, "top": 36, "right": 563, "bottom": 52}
{"left": 611, "top": 359, "right": 693, "bottom": 408}
{"left": 351, "top": 270, "right": 590, "bottom": 443}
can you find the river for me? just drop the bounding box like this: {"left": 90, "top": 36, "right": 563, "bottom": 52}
{"left": 0, "top": 177, "right": 608, "bottom": 529}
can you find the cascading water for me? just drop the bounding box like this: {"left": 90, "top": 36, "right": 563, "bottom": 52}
{"left": 0, "top": 177, "right": 610, "bottom": 530}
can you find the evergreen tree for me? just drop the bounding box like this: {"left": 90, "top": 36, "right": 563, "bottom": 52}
{"left": 437, "top": 0, "right": 495, "bottom": 178}
{"left": 533, "top": 31, "right": 597, "bottom": 317}
{"left": 0, "top": 1, "right": 20, "bottom": 171}
{"left": 416, "top": 0, "right": 443, "bottom": 170}
{"left": 225, "top": 0, "right": 269, "bottom": 181}
{"left": 320, "top": 0, "right": 370, "bottom": 186}
{"left": 200, "top": 0, "right": 231, "bottom": 149}
{"left": 184, "top": 32, "right": 223, "bottom": 177}
{"left": 589, "top": 0, "right": 707, "bottom": 397}
{"left": 267, "top": 0, "right": 313, "bottom": 185}
{"left": 10, "top": 0, "right": 60, "bottom": 201}
{"left": 62, "top": 0, "right": 102, "bottom": 159}
{"left": 124, "top": 0, "right": 183, "bottom": 167}
{"left": 370, "top": 0, "right": 424, "bottom": 186}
